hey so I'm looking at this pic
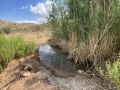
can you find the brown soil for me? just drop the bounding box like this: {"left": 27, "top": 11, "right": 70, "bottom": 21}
{"left": 0, "top": 30, "right": 113, "bottom": 90}
{"left": 0, "top": 31, "right": 63, "bottom": 90}
{"left": 7, "top": 30, "right": 51, "bottom": 45}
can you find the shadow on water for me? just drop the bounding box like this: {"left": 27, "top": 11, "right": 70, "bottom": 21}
{"left": 39, "top": 45, "right": 83, "bottom": 77}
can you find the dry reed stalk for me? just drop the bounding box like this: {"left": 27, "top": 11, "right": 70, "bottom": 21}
{"left": 88, "top": 34, "right": 116, "bottom": 63}
{"left": 69, "top": 31, "right": 77, "bottom": 51}
{"left": 50, "top": 33, "right": 116, "bottom": 64}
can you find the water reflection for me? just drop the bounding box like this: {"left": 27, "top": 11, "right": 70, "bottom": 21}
{"left": 39, "top": 45, "right": 80, "bottom": 74}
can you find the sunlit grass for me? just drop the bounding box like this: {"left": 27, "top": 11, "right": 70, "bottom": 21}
{"left": 0, "top": 35, "right": 36, "bottom": 72}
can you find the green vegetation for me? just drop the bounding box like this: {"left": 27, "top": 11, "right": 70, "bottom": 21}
{"left": 49, "top": 0, "right": 120, "bottom": 89}
{"left": 35, "top": 23, "right": 51, "bottom": 31}
{"left": 97, "top": 54, "right": 120, "bottom": 90}
{"left": 48, "top": 0, "right": 120, "bottom": 63}
{"left": 0, "top": 35, "right": 36, "bottom": 72}
{"left": 0, "top": 27, "right": 11, "bottom": 34}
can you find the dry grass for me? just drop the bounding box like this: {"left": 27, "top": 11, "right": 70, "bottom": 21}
{"left": 88, "top": 35, "right": 116, "bottom": 62}
{"left": 69, "top": 34, "right": 116, "bottom": 63}
{"left": 6, "top": 30, "right": 51, "bottom": 45}
{"left": 50, "top": 33, "right": 116, "bottom": 64}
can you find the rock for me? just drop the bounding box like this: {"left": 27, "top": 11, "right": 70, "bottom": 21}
{"left": 24, "top": 63, "right": 32, "bottom": 71}
{"left": 77, "top": 70, "right": 84, "bottom": 74}
{"left": 34, "top": 72, "right": 47, "bottom": 80}
{"left": 21, "top": 71, "right": 31, "bottom": 77}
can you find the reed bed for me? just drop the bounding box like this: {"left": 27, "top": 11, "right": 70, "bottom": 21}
{"left": 48, "top": 0, "right": 120, "bottom": 63}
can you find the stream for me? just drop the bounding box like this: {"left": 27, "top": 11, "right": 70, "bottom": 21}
{"left": 39, "top": 45, "right": 82, "bottom": 77}
{"left": 38, "top": 45, "right": 107, "bottom": 90}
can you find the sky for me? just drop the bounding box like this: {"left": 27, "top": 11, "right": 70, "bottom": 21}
{"left": 0, "top": 0, "right": 52, "bottom": 24}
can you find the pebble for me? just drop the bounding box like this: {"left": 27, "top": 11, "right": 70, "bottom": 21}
{"left": 20, "top": 71, "right": 31, "bottom": 77}
{"left": 24, "top": 63, "right": 32, "bottom": 71}
{"left": 77, "top": 70, "right": 84, "bottom": 74}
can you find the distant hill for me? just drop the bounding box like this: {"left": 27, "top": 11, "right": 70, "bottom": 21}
{"left": 0, "top": 20, "right": 50, "bottom": 33}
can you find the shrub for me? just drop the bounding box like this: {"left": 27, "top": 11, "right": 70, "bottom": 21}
{"left": 48, "top": 0, "right": 120, "bottom": 63}
{"left": 2, "top": 27, "right": 11, "bottom": 34}
{"left": 0, "top": 27, "right": 11, "bottom": 34}
{"left": 0, "top": 29, "right": 4, "bottom": 34}
{"left": 35, "top": 23, "right": 50, "bottom": 31}
{"left": 0, "top": 35, "right": 36, "bottom": 72}
{"left": 96, "top": 54, "right": 120, "bottom": 90}
{"left": 35, "top": 25, "right": 42, "bottom": 31}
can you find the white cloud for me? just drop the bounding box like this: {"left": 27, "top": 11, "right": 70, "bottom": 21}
{"left": 20, "top": 5, "right": 29, "bottom": 10}
{"left": 16, "top": 0, "right": 52, "bottom": 24}
{"left": 15, "top": 20, "right": 39, "bottom": 24}
{"left": 30, "top": 0, "right": 52, "bottom": 18}
{"left": 14, "top": 18, "right": 47, "bottom": 24}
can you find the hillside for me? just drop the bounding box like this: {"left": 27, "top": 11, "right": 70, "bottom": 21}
{"left": 0, "top": 20, "right": 50, "bottom": 33}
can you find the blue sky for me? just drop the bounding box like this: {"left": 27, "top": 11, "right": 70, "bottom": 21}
{"left": 0, "top": 0, "right": 52, "bottom": 24}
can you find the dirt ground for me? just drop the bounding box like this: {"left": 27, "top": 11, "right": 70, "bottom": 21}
{"left": 0, "top": 31, "right": 113, "bottom": 90}
{"left": 7, "top": 30, "right": 51, "bottom": 45}
{"left": 0, "top": 31, "right": 61, "bottom": 90}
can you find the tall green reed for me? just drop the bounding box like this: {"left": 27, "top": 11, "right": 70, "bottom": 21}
{"left": 48, "top": 0, "right": 120, "bottom": 63}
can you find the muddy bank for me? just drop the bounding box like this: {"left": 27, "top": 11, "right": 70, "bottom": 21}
{"left": 49, "top": 38, "right": 69, "bottom": 52}
{"left": 0, "top": 55, "right": 65, "bottom": 90}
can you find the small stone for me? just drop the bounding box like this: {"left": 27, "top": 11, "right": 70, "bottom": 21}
{"left": 21, "top": 71, "right": 31, "bottom": 77}
{"left": 77, "top": 70, "right": 84, "bottom": 74}
{"left": 34, "top": 72, "right": 47, "bottom": 80}
{"left": 24, "top": 64, "right": 32, "bottom": 71}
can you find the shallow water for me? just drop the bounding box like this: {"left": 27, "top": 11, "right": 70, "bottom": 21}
{"left": 38, "top": 45, "right": 107, "bottom": 90}
{"left": 39, "top": 45, "right": 81, "bottom": 75}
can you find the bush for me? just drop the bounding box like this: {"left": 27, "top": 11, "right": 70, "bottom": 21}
{"left": 97, "top": 54, "right": 120, "bottom": 90}
{"left": 2, "top": 27, "right": 11, "bottom": 34}
{"left": 0, "top": 29, "right": 4, "bottom": 34}
{"left": 0, "top": 27, "right": 11, "bottom": 34}
{"left": 34, "top": 23, "right": 51, "bottom": 31}
{"left": 48, "top": 0, "right": 120, "bottom": 63}
{"left": 0, "top": 35, "right": 36, "bottom": 72}
{"left": 35, "top": 25, "right": 42, "bottom": 31}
